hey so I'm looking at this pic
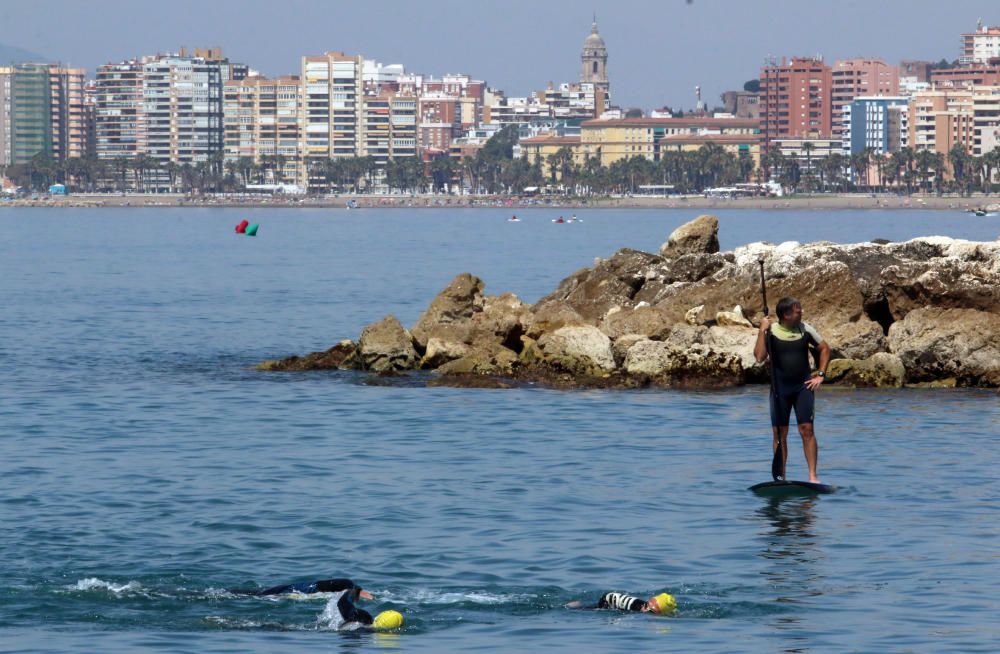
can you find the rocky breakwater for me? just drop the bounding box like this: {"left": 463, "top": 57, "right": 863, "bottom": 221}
{"left": 259, "top": 214, "right": 1000, "bottom": 389}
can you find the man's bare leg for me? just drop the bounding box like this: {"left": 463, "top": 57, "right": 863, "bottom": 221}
{"left": 798, "top": 422, "right": 819, "bottom": 483}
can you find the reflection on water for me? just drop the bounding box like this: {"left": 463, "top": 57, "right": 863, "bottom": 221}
{"left": 756, "top": 496, "right": 821, "bottom": 653}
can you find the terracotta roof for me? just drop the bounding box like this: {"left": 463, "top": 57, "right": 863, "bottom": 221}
{"left": 519, "top": 135, "right": 581, "bottom": 145}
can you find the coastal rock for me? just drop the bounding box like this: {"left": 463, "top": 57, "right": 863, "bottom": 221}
{"left": 611, "top": 333, "right": 647, "bottom": 367}
{"left": 685, "top": 304, "right": 705, "bottom": 325}
{"left": 257, "top": 340, "right": 358, "bottom": 371}
{"left": 659, "top": 214, "right": 720, "bottom": 258}
{"left": 553, "top": 268, "right": 637, "bottom": 323}
{"left": 881, "top": 258, "right": 1000, "bottom": 320}
{"left": 600, "top": 304, "right": 675, "bottom": 340}
{"left": 887, "top": 307, "right": 1000, "bottom": 386}
{"left": 269, "top": 217, "right": 1000, "bottom": 388}
{"left": 357, "top": 315, "right": 419, "bottom": 372}
{"left": 411, "top": 273, "right": 485, "bottom": 350}
{"left": 826, "top": 353, "right": 906, "bottom": 388}
{"left": 623, "top": 338, "right": 743, "bottom": 388}
{"left": 525, "top": 300, "right": 587, "bottom": 339}
{"left": 536, "top": 325, "right": 616, "bottom": 375}
{"left": 420, "top": 337, "right": 470, "bottom": 369}
{"left": 715, "top": 305, "right": 753, "bottom": 328}
{"left": 435, "top": 342, "right": 518, "bottom": 375}
{"left": 469, "top": 292, "right": 530, "bottom": 350}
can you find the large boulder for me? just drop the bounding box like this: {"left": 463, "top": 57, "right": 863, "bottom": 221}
{"left": 435, "top": 342, "right": 518, "bottom": 375}
{"left": 659, "top": 214, "right": 720, "bottom": 258}
{"left": 600, "top": 304, "right": 676, "bottom": 340}
{"left": 470, "top": 292, "right": 530, "bottom": 350}
{"left": 411, "top": 273, "right": 485, "bottom": 350}
{"left": 553, "top": 268, "right": 637, "bottom": 323}
{"left": 357, "top": 315, "right": 419, "bottom": 372}
{"left": 525, "top": 300, "right": 587, "bottom": 339}
{"left": 826, "top": 353, "right": 906, "bottom": 388}
{"left": 622, "top": 338, "right": 743, "bottom": 388}
{"left": 887, "top": 307, "right": 1000, "bottom": 386}
{"left": 536, "top": 325, "right": 616, "bottom": 376}
{"left": 881, "top": 258, "right": 1000, "bottom": 321}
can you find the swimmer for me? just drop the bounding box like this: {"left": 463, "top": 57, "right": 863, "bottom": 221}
{"left": 234, "top": 578, "right": 375, "bottom": 624}
{"left": 566, "top": 591, "right": 676, "bottom": 615}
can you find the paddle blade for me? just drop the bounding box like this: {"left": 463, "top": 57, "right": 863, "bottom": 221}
{"left": 771, "top": 440, "right": 784, "bottom": 481}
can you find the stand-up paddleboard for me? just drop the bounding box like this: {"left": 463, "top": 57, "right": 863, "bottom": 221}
{"left": 749, "top": 480, "right": 836, "bottom": 497}
{"left": 751, "top": 260, "right": 836, "bottom": 498}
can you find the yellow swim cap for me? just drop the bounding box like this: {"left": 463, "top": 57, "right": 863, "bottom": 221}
{"left": 650, "top": 593, "right": 676, "bottom": 615}
{"left": 372, "top": 610, "right": 404, "bottom": 630}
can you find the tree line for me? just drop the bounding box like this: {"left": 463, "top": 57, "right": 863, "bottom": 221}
{"left": 4, "top": 125, "right": 1000, "bottom": 196}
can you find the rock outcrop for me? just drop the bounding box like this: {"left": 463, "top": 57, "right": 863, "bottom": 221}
{"left": 261, "top": 215, "right": 1000, "bottom": 389}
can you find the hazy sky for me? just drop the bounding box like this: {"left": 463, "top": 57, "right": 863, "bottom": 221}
{"left": 1, "top": 0, "right": 997, "bottom": 109}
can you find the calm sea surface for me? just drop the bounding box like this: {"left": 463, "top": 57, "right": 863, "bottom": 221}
{"left": 1, "top": 206, "right": 998, "bottom": 653}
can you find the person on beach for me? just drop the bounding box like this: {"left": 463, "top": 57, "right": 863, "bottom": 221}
{"left": 754, "top": 297, "right": 831, "bottom": 483}
{"left": 566, "top": 591, "right": 676, "bottom": 615}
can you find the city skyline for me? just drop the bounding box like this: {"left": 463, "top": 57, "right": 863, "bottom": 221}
{"left": 1, "top": 0, "right": 998, "bottom": 110}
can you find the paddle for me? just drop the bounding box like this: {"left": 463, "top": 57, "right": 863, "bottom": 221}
{"left": 758, "top": 259, "right": 784, "bottom": 481}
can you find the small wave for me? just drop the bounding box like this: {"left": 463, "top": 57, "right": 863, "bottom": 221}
{"left": 380, "top": 588, "right": 533, "bottom": 605}
{"left": 69, "top": 577, "right": 142, "bottom": 594}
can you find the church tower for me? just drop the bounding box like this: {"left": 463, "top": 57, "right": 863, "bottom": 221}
{"left": 580, "top": 17, "right": 609, "bottom": 93}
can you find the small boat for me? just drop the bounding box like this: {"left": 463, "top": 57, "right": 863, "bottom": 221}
{"left": 508, "top": 215, "right": 520, "bottom": 222}
{"left": 552, "top": 217, "right": 566, "bottom": 224}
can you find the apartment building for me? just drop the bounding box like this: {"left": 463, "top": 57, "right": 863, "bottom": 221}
{"left": 759, "top": 57, "right": 832, "bottom": 149}
{"left": 223, "top": 75, "right": 301, "bottom": 184}
{"left": 831, "top": 59, "right": 898, "bottom": 141}
{"left": 908, "top": 89, "right": 975, "bottom": 157}
{"left": 0, "top": 63, "right": 87, "bottom": 166}
{"left": 578, "top": 117, "right": 760, "bottom": 166}
{"left": 842, "top": 96, "right": 909, "bottom": 156}
{"left": 961, "top": 23, "right": 1000, "bottom": 64}
{"left": 299, "top": 51, "right": 364, "bottom": 185}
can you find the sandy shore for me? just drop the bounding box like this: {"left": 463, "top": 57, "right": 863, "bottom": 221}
{"left": 2, "top": 192, "right": 998, "bottom": 211}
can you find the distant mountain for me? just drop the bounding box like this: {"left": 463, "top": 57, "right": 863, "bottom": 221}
{"left": 0, "top": 42, "right": 47, "bottom": 65}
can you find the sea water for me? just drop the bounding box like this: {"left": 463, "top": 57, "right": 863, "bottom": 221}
{"left": 1, "top": 207, "right": 998, "bottom": 652}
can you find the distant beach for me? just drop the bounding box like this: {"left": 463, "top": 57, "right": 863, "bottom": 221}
{"left": 2, "top": 192, "right": 997, "bottom": 212}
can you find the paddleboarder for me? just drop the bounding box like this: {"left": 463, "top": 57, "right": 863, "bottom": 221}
{"left": 753, "top": 297, "right": 830, "bottom": 483}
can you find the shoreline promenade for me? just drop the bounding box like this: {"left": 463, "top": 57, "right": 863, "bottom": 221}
{"left": 2, "top": 193, "right": 996, "bottom": 212}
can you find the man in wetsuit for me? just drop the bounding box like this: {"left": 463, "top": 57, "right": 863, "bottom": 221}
{"left": 237, "top": 578, "right": 375, "bottom": 626}
{"left": 754, "top": 297, "right": 831, "bottom": 483}
{"left": 566, "top": 591, "right": 676, "bottom": 615}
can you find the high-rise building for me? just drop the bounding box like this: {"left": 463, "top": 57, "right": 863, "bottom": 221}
{"left": 94, "top": 49, "right": 246, "bottom": 177}
{"left": 223, "top": 75, "right": 301, "bottom": 184}
{"left": 760, "top": 57, "right": 833, "bottom": 141}
{"left": 908, "top": 89, "right": 975, "bottom": 157}
{"left": 831, "top": 59, "right": 898, "bottom": 141}
{"left": 362, "top": 91, "right": 417, "bottom": 167}
{"left": 94, "top": 59, "right": 146, "bottom": 161}
{"left": 299, "top": 51, "right": 364, "bottom": 185}
{"left": 843, "top": 96, "right": 909, "bottom": 157}
{"left": 143, "top": 56, "right": 224, "bottom": 166}
{"left": 961, "top": 22, "right": 1000, "bottom": 64}
{"left": 0, "top": 68, "right": 12, "bottom": 167}
{"left": 759, "top": 57, "right": 833, "bottom": 150}
{"left": 0, "top": 63, "right": 87, "bottom": 166}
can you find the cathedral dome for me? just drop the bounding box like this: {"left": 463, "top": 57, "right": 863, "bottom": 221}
{"left": 583, "top": 22, "right": 606, "bottom": 51}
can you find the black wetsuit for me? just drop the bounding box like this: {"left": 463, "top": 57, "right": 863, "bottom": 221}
{"left": 767, "top": 322, "right": 823, "bottom": 427}
{"left": 243, "top": 578, "right": 373, "bottom": 625}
